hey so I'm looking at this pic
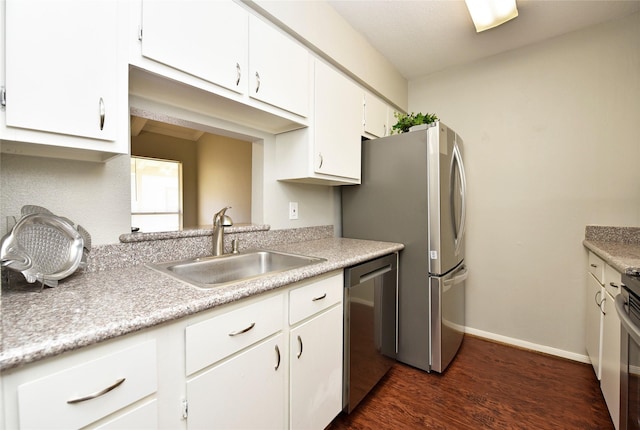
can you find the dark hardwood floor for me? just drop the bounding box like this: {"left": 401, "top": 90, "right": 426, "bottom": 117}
{"left": 329, "top": 335, "right": 613, "bottom": 429}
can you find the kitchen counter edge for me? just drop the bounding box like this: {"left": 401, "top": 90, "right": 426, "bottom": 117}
{"left": 0, "top": 237, "right": 403, "bottom": 371}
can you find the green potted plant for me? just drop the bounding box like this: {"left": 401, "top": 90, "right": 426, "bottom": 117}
{"left": 391, "top": 112, "right": 439, "bottom": 134}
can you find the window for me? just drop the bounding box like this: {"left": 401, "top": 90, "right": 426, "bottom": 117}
{"left": 131, "top": 156, "right": 182, "bottom": 232}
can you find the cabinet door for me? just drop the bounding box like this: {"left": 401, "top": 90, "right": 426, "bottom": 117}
{"left": 248, "top": 14, "right": 310, "bottom": 117}
{"left": 586, "top": 272, "right": 604, "bottom": 380}
{"left": 187, "top": 335, "right": 285, "bottom": 430}
{"left": 314, "top": 61, "right": 362, "bottom": 181}
{"left": 290, "top": 305, "right": 343, "bottom": 430}
{"left": 5, "top": 0, "right": 117, "bottom": 140}
{"left": 141, "top": 0, "right": 248, "bottom": 95}
{"left": 601, "top": 287, "right": 621, "bottom": 429}
{"left": 363, "top": 92, "right": 388, "bottom": 138}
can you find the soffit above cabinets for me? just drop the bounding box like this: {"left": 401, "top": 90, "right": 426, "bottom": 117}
{"left": 129, "top": 67, "right": 308, "bottom": 136}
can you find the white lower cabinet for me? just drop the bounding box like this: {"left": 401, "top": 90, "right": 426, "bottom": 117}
{"left": 2, "top": 339, "right": 158, "bottom": 429}
{"left": 586, "top": 270, "right": 604, "bottom": 379}
{"left": 185, "top": 271, "right": 343, "bottom": 429}
{"left": 601, "top": 265, "right": 622, "bottom": 430}
{"left": 1, "top": 271, "right": 344, "bottom": 430}
{"left": 586, "top": 251, "right": 622, "bottom": 429}
{"left": 186, "top": 335, "right": 286, "bottom": 430}
{"left": 290, "top": 305, "right": 343, "bottom": 429}
{"left": 94, "top": 400, "right": 158, "bottom": 430}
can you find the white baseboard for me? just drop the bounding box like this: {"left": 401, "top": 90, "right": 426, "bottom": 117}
{"left": 464, "top": 327, "right": 591, "bottom": 364}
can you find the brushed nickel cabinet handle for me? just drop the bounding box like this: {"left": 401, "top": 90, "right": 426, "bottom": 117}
{"left": 236, "top": 62, "right": 241, "bottom": 86}
{"left": 297, "top": 335, "right": 303, "bottom": 359}
{"left": 99, "top": 97, "right": 105, "bottom": 130}
{"left": 228, "top": 322, "right": 255, "bottom": 336}
{"left": 595, "top": 291, "right": 603, "bottom": 307}
{"left": 610, "top": 282, "right": 619, "bottom": 288}
{"left": 67, "top": 377, "right": 125, "bottom": 404}
{"left": 255, "top": 71, "right": 260, "bottom": 93}
{"left": 590, "top": 264, "right": 598, "bottom": 268}
{"left": 312, "top": 293, "right": 327, "bottom": 302}
{"left": 274, "top": 344, "right": 281, "bottom": 370}
{"left": 318, "top": 153, "right": 323, "bottom": 169}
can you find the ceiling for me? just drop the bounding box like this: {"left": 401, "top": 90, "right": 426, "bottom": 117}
{"left": 326, "top": 0, "right": 640, "bottom": 80}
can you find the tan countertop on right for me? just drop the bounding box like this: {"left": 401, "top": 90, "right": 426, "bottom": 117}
{"left": 583, "top": 225, "right": 640, "bottom": 275}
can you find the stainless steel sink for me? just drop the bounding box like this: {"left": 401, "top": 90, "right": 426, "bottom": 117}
{"left": 148, "top": 250, "right": 326, "bottom": 289}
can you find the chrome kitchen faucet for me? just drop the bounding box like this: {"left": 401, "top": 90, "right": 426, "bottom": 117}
{"left": 212, "top": 206, "right": 233, "bottom": 256}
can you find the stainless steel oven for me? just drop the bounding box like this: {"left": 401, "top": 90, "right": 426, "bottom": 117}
{"left": 617, "top": 273, "right": 640, "bottom": 429}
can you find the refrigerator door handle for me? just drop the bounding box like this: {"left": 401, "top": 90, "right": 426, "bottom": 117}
{"left": 443, "top": 266, "right": 469, "bottom": 289}
{"left": 451, "top": 141, "right": 467, "bottom": 256}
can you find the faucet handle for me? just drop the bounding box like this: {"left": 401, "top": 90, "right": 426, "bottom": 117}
{"left": 213, "top": 206, "right": 233, "bottom": 227}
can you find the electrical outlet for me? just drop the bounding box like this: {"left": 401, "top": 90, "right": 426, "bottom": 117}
{"left": 289, "top": 202, "right": 299, "bottom": 220}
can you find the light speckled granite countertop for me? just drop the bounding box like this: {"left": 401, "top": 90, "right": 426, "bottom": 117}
{"left": 583, "top": 225, "right": 640, "bottom": 275}
{"left": 0, "top": 236, "right": 403, "bottom": 371}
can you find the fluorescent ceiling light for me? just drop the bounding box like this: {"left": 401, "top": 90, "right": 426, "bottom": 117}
{"left": 465, "top": 0, "right": 519, "bottom": 32}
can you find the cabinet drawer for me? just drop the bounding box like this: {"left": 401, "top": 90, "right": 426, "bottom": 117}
{"left": 289, "top": 273, "right": 343, "bottom": 325}
{"left": 604, "top": 263, "right": 622, "bottom": 297}
{"left": 17, "top": 340, "right": 157, "bottom": 429}
{"left": 589, "top": 252, "right": 605, "bottom": 285}
{"left": 186, "top": 294, "right": 284, "bottom": 375}
{"left": 95, "top": 399, "right": 158, "bottom": 429}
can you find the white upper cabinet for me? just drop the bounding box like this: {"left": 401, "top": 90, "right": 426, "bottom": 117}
{"left": 137, "top": 1, "right": 309, "bottom": 120}
{"left": 140, "top": 0, "right": 248, "bottom": 95}
{"left": 313, "top": 60, "right": 362, "bottom": 181}
{"left": 2, "top": 0, "right": 127, "bottom": 160}
{"left": 248, "top": 14, "right": 310, "bottom": 117}
{"left": 275, "top": 59, "right": 361, "bottom": 185}
{"left": 363, "top": 91, "right": 400, "bottom": 138}
{"left": 363, "top": 92, "right": 388, "bottom": 138}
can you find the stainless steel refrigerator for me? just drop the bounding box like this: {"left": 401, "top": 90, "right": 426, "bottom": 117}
{"left": 341, "top": 121, "right": 468, "bottom": 373}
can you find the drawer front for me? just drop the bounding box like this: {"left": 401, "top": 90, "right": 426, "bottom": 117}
{"left": 186, "top": 294, "right": 284, "bottom": 375}
{"left": 588, "top": 252, "right": 605, "bottom": 285}
{"left": 604, "top": 263, "right": 622, "bottom": 297}
{"left": 289, "top": 273, "right": 343, "bottom": 325}
{"left": 17, "top": 340, "right": 157, "bottom": 429}
{"left": 95, "top": 399, "right": 158, "bottom": 429}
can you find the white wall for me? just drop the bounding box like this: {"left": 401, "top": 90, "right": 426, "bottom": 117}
{"left": 409, "top": 12, "right": 640, "bottom": 356}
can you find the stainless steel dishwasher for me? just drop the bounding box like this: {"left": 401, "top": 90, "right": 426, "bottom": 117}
{"left": 343, "top": 253, "right": 398, "bottom": 413}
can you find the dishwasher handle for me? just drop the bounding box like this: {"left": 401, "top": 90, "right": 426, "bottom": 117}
{"left": 345, "top": 253, "right": 398, "bottom": 287}
{"left": 359, "top": 265, "right": 393, "bottom": 284}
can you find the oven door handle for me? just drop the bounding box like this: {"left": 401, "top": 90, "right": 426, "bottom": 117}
{"left": 616, "top": 294, "right": 640, "bottom": 345}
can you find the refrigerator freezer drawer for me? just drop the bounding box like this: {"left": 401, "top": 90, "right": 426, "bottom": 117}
{"left": 430, "top": 264, "right": 467, "bottom": 372}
